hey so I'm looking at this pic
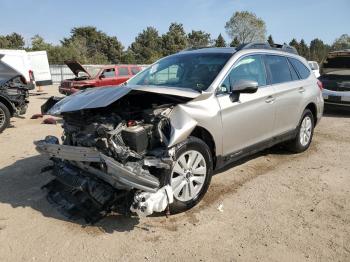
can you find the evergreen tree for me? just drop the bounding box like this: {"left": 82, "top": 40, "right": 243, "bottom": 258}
{"left": 230, "top": 37, "right": 240, "bottom": 47}
{"left": 188, "top": 30, "right": 211, "bottom": 48}
{"left": 214, "top": 34, "right": 226, "bottom": 47}
{"left": 162, "top": 23, "right": 188, "bottom": 56}
{"left": 129, "top": 27, "right": 163, "bottom": 64}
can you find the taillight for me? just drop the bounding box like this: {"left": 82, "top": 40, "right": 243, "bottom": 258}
{"left": 317, "top": 80, "right": 323, "bottom": 90}
{"left": 29, "top": 70, "right": 34, "bottom": 82}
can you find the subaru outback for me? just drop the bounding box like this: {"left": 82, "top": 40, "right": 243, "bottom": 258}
{"left": 36, "top": 43, "right": 324, "bottom": 222}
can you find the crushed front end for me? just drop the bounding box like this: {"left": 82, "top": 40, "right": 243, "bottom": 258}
{"left": 0, "top": 75, "right": 30, "bottom": 115}
{"left": 35, "top": 88, "right": 196, "bottom": 222}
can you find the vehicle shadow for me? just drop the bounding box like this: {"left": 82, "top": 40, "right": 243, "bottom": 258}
{"left": 214, "top": 145, "right": 290, "bottom": 174}
{"left": 323, "top": 108, "right": 350, "bottom": 118}
{"left": 0, "top": 155, "right": 139, "bottom": 233}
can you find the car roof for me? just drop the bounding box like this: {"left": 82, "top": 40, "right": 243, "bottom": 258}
{"left": 178, "top": 43, "right": 298, "bottom": 56}
{"left": 179, "top": 47, "right": 237, "bottom": 55}
{"left": 100, "top": 65, "right": 140, "bottom": 69}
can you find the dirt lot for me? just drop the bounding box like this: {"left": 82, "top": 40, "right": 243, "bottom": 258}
{"left": 0, "top": 86, "right": 349, "bottom": 262}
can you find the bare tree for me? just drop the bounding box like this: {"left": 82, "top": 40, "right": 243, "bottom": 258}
{"left": 225, "top": 11, "right": 266, "bottom": 44}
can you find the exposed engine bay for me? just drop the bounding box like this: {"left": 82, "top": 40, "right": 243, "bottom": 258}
{"left": 0, "top": 75, "right": 29, "bottom": 115}
{"left": 36, "top": 89, "right": 195, "bottom": 223}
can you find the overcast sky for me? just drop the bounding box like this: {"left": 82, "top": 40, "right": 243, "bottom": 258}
{"left": 0, "top": 0, "right": 349, "bottom": 47}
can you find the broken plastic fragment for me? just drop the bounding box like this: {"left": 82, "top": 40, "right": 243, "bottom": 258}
{"left": 130, "top": 185, "right": 174, "bottom": 216}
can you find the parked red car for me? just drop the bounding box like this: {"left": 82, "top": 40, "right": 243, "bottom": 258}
{"left": 59, "top": 61, "right": 142, "bottom": 95}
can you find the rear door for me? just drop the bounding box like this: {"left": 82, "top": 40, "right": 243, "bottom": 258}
{"left": 115, "top": 66, "right": 130, "bottom": 85}
{"left": 264, "top": 55, "right": 305, "bottom": 135}
{"left": 216, "top": 54, "right": 276, "bottom": 156}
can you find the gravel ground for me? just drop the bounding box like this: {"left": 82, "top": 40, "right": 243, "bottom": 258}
{"left": 0, "top": 86, "right": 349, "bottom": 262}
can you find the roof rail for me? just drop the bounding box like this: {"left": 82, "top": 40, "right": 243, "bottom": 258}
{"left": 237, "top": 42, "right": 298, "bottom": 55}
{"left": 180, "top": 46, "right": 209, "bottom": 52}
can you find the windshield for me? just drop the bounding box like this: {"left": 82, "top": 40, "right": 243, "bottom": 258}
{"left": 86, "top": 67, "right": 103, "bottom": 78}
{"left": 127, "top": 53, "right": 232, "bottom": 91}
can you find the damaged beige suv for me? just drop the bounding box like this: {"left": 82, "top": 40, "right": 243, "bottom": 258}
{"left": 36, "top": 43, "right": 324, "bottom": 222}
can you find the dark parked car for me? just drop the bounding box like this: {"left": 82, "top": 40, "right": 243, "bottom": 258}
{"left": 320, "top": 50, "right": 350, "bottom": 110}
{"left": 0, "top": 56, "right": 30, "bottom": 132}
{"left": 59, "top": 61, "right": 142, "bottom": 95}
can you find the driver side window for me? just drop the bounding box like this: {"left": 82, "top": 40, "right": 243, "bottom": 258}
{"left": 101, "top": 68, "right": 116, "bottom": 78}
{"left": 219, "top": 55, "right": 267, "bottom": 93}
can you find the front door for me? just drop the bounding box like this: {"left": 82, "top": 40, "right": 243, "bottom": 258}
{"left": 99, "top": 68, "right": 117, "bottom": 86}
{"left": 216, "top": 54, "right": 276, "bottom": 156}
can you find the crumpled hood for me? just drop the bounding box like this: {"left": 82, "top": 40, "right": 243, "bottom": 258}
{"left": 48, "top": 85, "right": 201, "bottom": 115}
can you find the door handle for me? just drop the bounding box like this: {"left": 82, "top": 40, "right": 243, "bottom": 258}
{"left": 298, "top": 87, "right": 306, "bottom": 93}
{"left": 265, "top": 96, "right": 275, "bottom": 103}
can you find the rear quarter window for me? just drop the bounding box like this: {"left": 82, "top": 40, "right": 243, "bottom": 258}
{"left": 288, "top": 58, "right": 311, "bottom": 79}
{"left": 118, "top": 67, "right": 129, "bottom": 76}
{"left": 131, "top": 67, "right": 141, "bottom": 75}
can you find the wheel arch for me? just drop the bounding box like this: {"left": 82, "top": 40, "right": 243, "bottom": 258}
{"left": 0, "top": 96, "right": 15, "bottom": 116}
{"left": 305, "top": 102, "right": 318, "bottom": 126}
{"left": 190, "top": 126, "right": 217, "bottom": 168}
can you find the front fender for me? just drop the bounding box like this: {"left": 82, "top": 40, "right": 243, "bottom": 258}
{"left": 168, "top": 105, "right": 197, "bottom": 147}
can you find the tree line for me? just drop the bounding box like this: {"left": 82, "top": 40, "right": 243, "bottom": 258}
{"left": 0, "top": 11, "right": 349, "bottom": 65}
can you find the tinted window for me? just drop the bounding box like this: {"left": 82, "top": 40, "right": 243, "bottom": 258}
{"left": 101, "top": 68, "right": 115, "bottom": 78}
{"left": 118, "top": 67, "right": 129, "bottom": 76}
{"left": 289, "top": 58, "right": 310, "bottom": 79}
{"left": 265, "top": 55, "right": 292, "bottom": 84}
{"left": 220, "top": 55, "right": 267, "bottom": 93}
{"left": 131, "top": 67, "right": 141, "bottom": 75}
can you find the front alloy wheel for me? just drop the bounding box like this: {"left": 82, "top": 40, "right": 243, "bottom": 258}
{"left": 171, "top": 150, "right": 207, "bottom": 202}
{"left": 164, "top": 137, "right": 213, "bottom": 213}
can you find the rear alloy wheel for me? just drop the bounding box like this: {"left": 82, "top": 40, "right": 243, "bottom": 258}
{"left": 164, "top": 137, "right": 213, "bottom": 213}
{"left": 287, "top": 109, "right": 314, "bottom": 153}
{"left": 0, "top": 102, "right": 10, "bottom": 133}
{"left": 299, "top": 116, "right": 313, "bottom": 147}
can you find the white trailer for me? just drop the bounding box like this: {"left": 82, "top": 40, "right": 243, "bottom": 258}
{"left": 27, "top": 51, "right": 52, "bottom": 86}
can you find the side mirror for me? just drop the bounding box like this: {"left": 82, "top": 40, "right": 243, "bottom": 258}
{"left": 229, "top": 79, "right": 258, "bottom": 102}
{"left": 99, "top": 75, "right": 105, "bottom": 79}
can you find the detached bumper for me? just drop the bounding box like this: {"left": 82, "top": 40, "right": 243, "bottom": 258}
{"left": 35, "top": 137, "right": 160, "bottom": 193}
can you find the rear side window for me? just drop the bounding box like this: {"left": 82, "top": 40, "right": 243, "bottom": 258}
{"left": 264, "top": 55, "right": 292, "bottom": 84}
{"left": 131, "top": 67, "right": 141, "bottom": 75}
{"left": 288, "top": 60, "right": 300, "bottom": 81}
{"left": 118, "top": 67, "right": 129, "bottom": 76}
{"left": 288, "top": 58, "right": 310, "bottom": 79}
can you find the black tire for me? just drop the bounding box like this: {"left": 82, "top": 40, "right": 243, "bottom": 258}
{"left": 0, "top": 102, "right": 11, "bottom": 133}
{"left": 286, "top": 109, "right": 314, "bottom": 153}
{"left": 161, "top": 136, "right": 213, "bottom": 213}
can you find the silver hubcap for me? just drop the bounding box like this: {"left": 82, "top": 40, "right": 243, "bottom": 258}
{"left": 0, "top": 108, "right": 5, "bottom": 128}
{"left": 299, "top": 116, "right": 312, "bottom": 146}
{"left": 170, "top": 150, "right": 207, "bottom": 202}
